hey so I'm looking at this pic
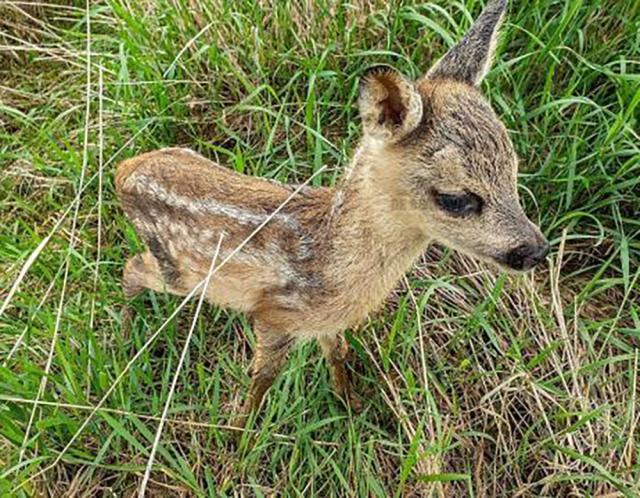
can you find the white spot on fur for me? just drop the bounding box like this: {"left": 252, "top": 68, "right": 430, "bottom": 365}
{"left": 129, "top": 177, "right": 320, "bottom": 290}
{"left": 131, "top": 175, "right": 314, "bottom": 261}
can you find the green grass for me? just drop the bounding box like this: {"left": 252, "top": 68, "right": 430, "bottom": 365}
{"left": 1, "top": 0, "right": 639, "bottom": 495}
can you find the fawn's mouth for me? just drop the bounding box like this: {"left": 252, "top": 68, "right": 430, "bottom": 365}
{"left": 441, "top": 237, "right": 550, "bottom": 273}
{"left": 491, "top": 242, "right": 550, "bottom": 272}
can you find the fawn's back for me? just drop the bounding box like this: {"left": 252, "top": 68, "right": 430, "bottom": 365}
{"left": 116, "top": 148, "right": 333, "bottom": 316}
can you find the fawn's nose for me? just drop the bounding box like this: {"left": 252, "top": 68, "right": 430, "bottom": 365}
{"left": 503, "top": 241, "right": 550, "bottom": 271}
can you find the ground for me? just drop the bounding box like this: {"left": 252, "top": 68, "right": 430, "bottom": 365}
{"left": 0, "top": 0, "right": 639, "bottom": 496}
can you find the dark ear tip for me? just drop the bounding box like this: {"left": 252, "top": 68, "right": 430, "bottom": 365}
{"left": 486, "top": 0, "right": 508, "bottom": 11}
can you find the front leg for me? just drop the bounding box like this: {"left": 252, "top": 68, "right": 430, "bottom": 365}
{"left": 232, "top": 329, "right": 294, "bottom": 431}
{"left": 319, "top": 333, "right": 362, "bottom": 412}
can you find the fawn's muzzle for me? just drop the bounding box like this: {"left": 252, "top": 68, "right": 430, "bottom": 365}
{"left": 502, "top": 242, "right": 550, "bottom": 271}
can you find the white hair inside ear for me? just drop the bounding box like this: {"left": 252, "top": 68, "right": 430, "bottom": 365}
{"left": 358, "top": 67, "right": 423, "bottom": 143}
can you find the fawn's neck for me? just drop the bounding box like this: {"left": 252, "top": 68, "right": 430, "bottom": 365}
{"left": 326, "top": 143, "right": 431, "bottom": 297}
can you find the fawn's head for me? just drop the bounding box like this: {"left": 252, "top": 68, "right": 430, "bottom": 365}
{"left": 357, "top": 0, "right": 548, "bottom": 271}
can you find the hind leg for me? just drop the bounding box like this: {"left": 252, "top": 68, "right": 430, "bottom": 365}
{"left": 231, "top": 327, "right": 294, "bottom": 434}
{"left": 319, "top": 333, "right": 362, "bottom": 412}
{"left": 121, "top": 252, "right": 162, "bottom": 337}
{"left": 123, "top": 254, "right": 145, "bottom": 299}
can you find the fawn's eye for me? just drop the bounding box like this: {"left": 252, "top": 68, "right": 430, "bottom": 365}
{"left": 434, "top": 191, "right": 483, "bottom": 217}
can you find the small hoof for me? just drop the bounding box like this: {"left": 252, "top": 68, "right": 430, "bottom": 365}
{"left": 346, "top": 391, "right": 364, "bottom": 413}
{"left": 337, "top": 390, "right": 363, "bottom": 414}
{"left": 229, "top": 413, "right": 250, "bottom": 444}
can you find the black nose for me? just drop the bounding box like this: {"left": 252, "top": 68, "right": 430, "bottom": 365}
{"left": 503, "top": 242, "right": 550, "bottom": 271}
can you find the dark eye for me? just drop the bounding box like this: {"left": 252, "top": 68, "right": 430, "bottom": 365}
{"left": 434, "top": 191, "right": 483, "bottom": 217}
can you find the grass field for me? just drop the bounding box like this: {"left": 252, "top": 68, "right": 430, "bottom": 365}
{"left": 1, "top": 0, "right": 639, "bottom": 496}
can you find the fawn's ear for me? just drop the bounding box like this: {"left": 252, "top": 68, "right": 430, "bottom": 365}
{"left": 358, "top": 66, "right": 422, "bottom": 142}
{"left": 426, "top": 0, "right": 507, "bottom": 86}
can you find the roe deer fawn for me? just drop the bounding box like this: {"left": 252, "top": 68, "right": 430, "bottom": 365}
{"left": 115, "top": 0, "right": 548, "bottom": 427}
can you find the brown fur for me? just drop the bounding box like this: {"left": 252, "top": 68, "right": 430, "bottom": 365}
{"left": 115, "top": 0, "right": 548, "bottom": 424}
